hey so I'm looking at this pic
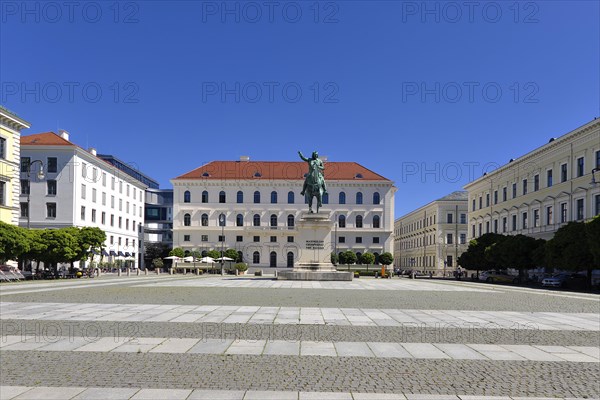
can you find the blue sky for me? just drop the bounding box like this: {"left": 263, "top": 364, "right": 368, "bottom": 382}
{"left": 1, "top": 0, "right": 598, "bottom": 216}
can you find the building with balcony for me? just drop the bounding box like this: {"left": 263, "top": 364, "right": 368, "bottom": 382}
{"left": 0, "top": 107, "right": 30, "bottom": 226}
{"left": 171, "top": 158, "right": 395, "bottom": 268}
{"left": 394, "top": 191, "right": 469, "bottom": 276}
{"left": 20, "top": 131, "right": 147, "bottom": 268}
{"left": 464, "top": 119, "right": 600, "bottom": 241}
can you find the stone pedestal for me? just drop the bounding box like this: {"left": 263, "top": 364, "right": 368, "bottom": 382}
{"left": 279, "top": 211, "right": 352, "bottom": 281}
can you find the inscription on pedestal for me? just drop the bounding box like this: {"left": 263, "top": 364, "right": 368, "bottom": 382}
{"left": 305, "top": 240, "right": 325, "bottom": 250}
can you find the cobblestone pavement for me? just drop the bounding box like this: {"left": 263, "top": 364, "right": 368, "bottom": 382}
{"left": 0, "top": 276, "right": 598, "bottom": 399}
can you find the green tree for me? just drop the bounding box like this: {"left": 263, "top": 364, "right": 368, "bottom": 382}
{"left": 224, "top": 248, "right": 240, "bottom": 262}
{"left": 207, "top": 250, "right": 221, "bottom": 259}
{"left": 152, "top": 258, "right": 164, "bottom": 269}
{"left": 0, "top": 222, "right": 30, "bottom": 263}
{"left": 330, "top": 252, "right": 339, "bottom": 265}
{"left": 190, "top": 250, "right": 202, "bottom": 260}
{"left": 169, "top": 247, "right": 185, "bottom": 258}
{"left": 379, "top": 252, "right": 393, "bottom": 266}
{"left": 145, "top": 243, "right": 170, "bottom": 262}
{"left": 340, "top": 250, "right": 357, "bottom": 266}
{"left": 39, "top": 229, "right": 78, "bottom": 276}
{"left": 21, "top": 230, "right": 47, "bottom": 272}
{"left": 458, "top": 233, "right": 505, "bottom": 276}
{"left": 359, "top": 252, "right": 375, "bottom": 265}
{"left": 546, "top": 222, "right": 594, "bottom": 287}
{"left": 586, "top": 216, "right": 600, "bottom": 267}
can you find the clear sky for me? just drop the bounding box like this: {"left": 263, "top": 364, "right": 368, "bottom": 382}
{"left": 1, "top": 0, "right": 598, "bottom": 217}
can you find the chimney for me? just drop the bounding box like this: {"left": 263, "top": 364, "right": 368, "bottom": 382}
{"left": 58, "top": 129, "right": 69, "bottom": 141}
{"left": 240, "top": 156, "right": 250, "bottom": 162}
{"left": 88, "top": 147, "right": 97, "bottom": 156}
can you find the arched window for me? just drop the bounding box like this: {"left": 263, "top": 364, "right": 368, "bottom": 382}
{"left": 339, "top": 192, "right": 346, "bottom": 204}
{"left": 253, "top": 251, "right": 260, "bottom": 264}
{"left": 270, "top": 251, "right": 277, "bottom": 268}
{"left": 338, "top": 214, "right": 346, "bottom": 228}
{"left": 201, "top": 190, "right": 208, "bottom": 203}
{"left": 271, "top": 191, "right": 278, "bottom": 204}
{"left": 288, "top": 191, "right": 295, "bottom": 204}
{"left": 253, "top": 214, "right": 260, "bottom": 226}
{"left": 374, "top": 252, "right": 380, "bottom": 265}
{"left": 201, "top": 213, "right": 208, "bottom": 226}
{"left": 218, "top": 213, "right": 226, "bottom": 226}
{"left": 287, "top": 252, "right": 294, "bottom": 268}
{"left": 287, "top": 214, "right": 295, "bottom": 228}
{"left": 219, "top": 191, "right": 226, "bottom": 203}
{"left": 356, "top": 252, "right": 362, "bottom": 261}
{"left": 236, "top": 214, "right": 244, "bottom": 227}
{"left": 184, "top": 213, "right": 191, "bottom": 226}
{"left": 201, "top": 250, "right": 207, "bottom": 257}
{"left": 356, "top": 215, "right": 363, "bottom": 228}
{"left": 184, "top": 191, "right": 191, "bottom": 203}
{"left": 270, "top": 214, "right": 277, "bottom": 227}
{"left": 237, "top": 191, "right": 243, "bottom": 203}
{"left": 373, "top": 215, "right": 380, "bottom": 228}
{"left": 254, "top": 191, "right": 260, "bottom": 204}
{"left": 373, "top": 192, "right": 381, "bottom": 205}
{"left": 237, "top": 251, "right": 243, "bottom": 263}
{"left": 356, "top": 192, "right": 363, "bottom": 205}
{"left": 322, "top": 192, "right": 329, "bottom": 204}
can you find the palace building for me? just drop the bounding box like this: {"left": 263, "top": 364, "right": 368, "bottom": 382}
{"left": 171, "top": 157, "right": 396, "bottom": 268}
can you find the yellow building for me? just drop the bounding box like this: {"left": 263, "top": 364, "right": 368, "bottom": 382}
{"left": 465, "top": 119, "right": 600, "bottom": 241}
{"left": 0, "top": 107, "right": 31, "bottom": 225}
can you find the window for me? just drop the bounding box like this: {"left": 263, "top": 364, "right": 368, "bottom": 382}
{"left": 595, "top": 195, "right": 600, "bottom": 216}
{"left": 0, "top": 181, "right": 4, "bottom": 206}
{"left": 355, "top": 215, "right": 363, "bottom": 228}
{"left": 533, "top": 209, "right": 539, "bottom": 227}
{"left": 561, "top": 163, "right": 568, "bottom": 182}
{"left": 287, "top": 191, "right": 294, "bottom": 204}
{"left": 254, "top": 191, "right": 260, "bottom": 204}
{"left": 20, "top": 202, "right": 28, "bottom": 217}
{"left": 111, "top": 177, "right": 115, "bottom": 190}
{"left": 447, "top": 213, "right": 453, "bottom": 224}
{"left": 81, "top": 206, "right": 86, "bottom": 221}
{"left": 322, "top": 192, "right": 329, "bottom": 204}
{"left": 118, "top": 217, "right": 122, "bottom": 228}
{"left": 270, "top": 236, "right": 277, "bottom": 243}
{"left": 20, "top": 157, "right": 30, "bottom": 172}
{"left": 218, "top": 235, "right": 225, "bottom": 242}
{"left": 338, "top": 236, "right": 345, "bottom": 243}
{"left": 253, "top": 214, "right": 260, "bottom": 226}
{"left": 101, "top": 212, "right": 106, "bottom": 225}
{"left": 446, "top": 255, "right": 453, "bottom": 268}
{"left": 547, "top": 169, "right": 553, "bottom": 187}
{"left": 356, "top": 237, "right": 362, "bottom": 244}
{"left": 253, "top": 251, "right": 260, "bottom": 264}
{"left": 338, "top": 215, "right": 346, "bottom": 228}
{"left": 534, "top": 175, "right": 539, "bottom": 191}
{"left": 219, "top": 213, "right": 226, "bottom": 226}
{"left": 0, "top": 137, "right": 5, "bottom": 159}
{"left": 596, "top": 150, "right": 600, "bottom": 168}
{"left": 47, "top": 203, "right": 57, "bottom": 217}
{"left": 47, "top": 157, "right": 57, "bottom": 173}
{"left": 460, "top": 233, "right": 466, "bottom": 244}
{"left": 201, "top": 214, "right": 208, "bottom": 226}
{"left": 111, "top": 195, "right": 115, "bottom": 209}
{"left": 184, "top": 191, "right": 191, "bottom": 203}
{"left": 478, "top": 196, "right": 482, "bottom": 209}
{"left": 493, "top": 190, "right": 498, "bottom": 205}
{"left": 219, "top": 191, "right": 226, "bottom": 203}
{"left": 21, "top": 179, "right": 30, "bottom": 195}
{"left": 460, "top": 213, "right": 466, "bottom": 224}
{"left": 271, "top": 191, "right": 277, "bottom": 204}
{"left": 119, "top": 181, "right": 122, "bottom": 193}
{"left": 287, "top": 215, "right": 294, "bottom": 228}
{"left": 184, "top": 235, "right": 190, "bottom": 242}
{"left": 512, "top": 215, "right": 517, "bottom": 231}
{"left": 81, "top": 184, "right": 86, "bottom": 199}
{"left": 373, "top": 192, "right": 380, "bottom": 204}
{"left": 202, "top": 191, "right": 208, "bottom": 203}
{"left": 493, "top": 219, "right": 498, "bottom": 233}
{"left": 237, "top": 191, "right": 243, "bottom": 203}
{"left": 102, "top": 192, "right": 106, "bottom": 206}
{"left": 339, "top": 192, "right": 346, "bottom": 204}
{"left": 560, "top": 203, "right": 567, "bottom": 223}
{"left": 47, "top": 180, "right": 57, "bottom": 195}
{"left": 236, "top": 214, "right": 244, "bottom": 226}
{"left": 270, "top": 214, "right": 277, "bottom": 227}
{"left": 119, "top": 199, "right": 122, "bottom": 211}
{"left": 447, "top": 233, "right": 453, "bottom": 244}
{"left": 373, "top": 237, "right": 380, "bottom": 243}
{"left": 202, "top": 235, "right": 208, "bottom": 242}
{"left": 522, "top": 212, "right": 528, "bottom": 229}
{"left": 184, "top": 213, "right": 191, "bottom": 226}
{"left": 110, "top": 236, "right": 114, "bottom": 245}
{"left": 236, "top": 235, "right": 243, "bottom": 242}
{"left": 502, "top": 217, "right": 507, "bottom": 233}
{"left": 576, "top": 198, "right": 584, "bottom": 220}
{"left": 92, "top": 188, "right": 97, "bottom": 203}
{"left": 472, "top": 199, "right": 476, "bottom": 211}
{"left": 486, "top": 193, "right": 490, "bottom": 207}
{"left": 471, "top": 225, "right": 475, "bottom": 238}
{"left": 356, "top": 192, "right": 363, "bottom": 204}
{"left": 102, "top": 172, "right": 106, "bottom": 186}
{"left": 82, "top": 163, "right": 87, "bottom": 178}
{"left": 287, "top": 236, "right": 294, "bottom": 243}
{"left": 577, "top": 157, "right": 584, "bottom": 177}
{"left": 546, "top": 206, "right": 553, "bottom": 225}
{"left": 373, "top": 215, "right": 380, "bottom": 228}
{"left": 522, "top": 179, "right": 527, "bottom": 195}
{"left": 253, "top": 236, "right": 260, "bottom": 242}
{"left": 512, "top": 183, "right": 517, "bottom": 198}
{"left": 485, "top": 221, "right": 490, "bottom": 233}
{"left": 91, "top": 209, "right": 96, "bottom": 223}
{"left": 502, "top": 187, "right": 507, "bottom": 202}
{"left": 110, "top": 214, "right": 114, "bottom": 226}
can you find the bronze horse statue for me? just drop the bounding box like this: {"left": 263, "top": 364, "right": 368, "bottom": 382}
{"left": 299, "top": 150, "right": 327, "bottom": 213}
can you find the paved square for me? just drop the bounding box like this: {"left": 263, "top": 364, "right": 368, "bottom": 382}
{"left": 1, "top": 274, "right": 598, "bottom": 399}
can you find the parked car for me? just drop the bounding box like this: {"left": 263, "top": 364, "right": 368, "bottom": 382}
{"left": 542, "top": 273, "right": 588, "bottom": 289}
{"left": 479, "top": 270, "right": 520, "bottom": 284}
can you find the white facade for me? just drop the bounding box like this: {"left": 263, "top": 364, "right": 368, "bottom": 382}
{"left": 20, "top": 131, "right": 147, "bottom": 268}
{"left": 171, "top": 160, "right": 395, "bottom": 268}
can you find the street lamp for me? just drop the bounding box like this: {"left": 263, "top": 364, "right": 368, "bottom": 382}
{"left": 590, "top": 167, "right": 600, "bottom": 186}
{"left": 219, "top": 214, "right": 225, "bottom": 276}
{"left": 26, "top": 160, "right": 45, "bottom": 229}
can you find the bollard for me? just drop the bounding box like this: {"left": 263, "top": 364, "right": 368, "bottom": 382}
{"left": 144, "top": 269, "right": 148, "bottom": 276}
{"left": 127, "top": 269, "right": 130, "bottom": 277}
{"left": 118, "top": 269, "right": 121, "bottom": 277}
{"left": 196, "top": 268, "right": 200, "bottom": 275}
{"left": 274, "top": 270, "right": 278, "bottom": 278}
{"left": 136, "top": 269, "right": 140, "bottom": 276}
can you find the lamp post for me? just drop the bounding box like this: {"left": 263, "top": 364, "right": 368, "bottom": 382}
{"left": 220, "top": 214, "right": 225, "bottom": 276}
{"left": 590, "top": 167, "right": 600, "bottom": 186}
{"left": 26, "top": 160, "right": 45, "bottom": 229}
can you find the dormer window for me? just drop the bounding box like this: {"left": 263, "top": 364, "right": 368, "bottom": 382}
{"left": 355, "top": 173, "right": 363, "bottom": 179}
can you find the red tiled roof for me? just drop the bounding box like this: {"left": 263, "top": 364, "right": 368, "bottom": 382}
{"left": 173, "top": 161, "right": 390, "bottom": 181}
{"left": 21, "top": 132, "right": 75, "bottom": 146}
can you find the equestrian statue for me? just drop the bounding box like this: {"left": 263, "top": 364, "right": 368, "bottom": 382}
{"left": 298, "top": 150, "right": 327, "bottom": 213}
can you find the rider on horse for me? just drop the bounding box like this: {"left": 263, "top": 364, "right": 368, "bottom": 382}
{"left": 299, "top": 151, "right": 327, "bottom": 213}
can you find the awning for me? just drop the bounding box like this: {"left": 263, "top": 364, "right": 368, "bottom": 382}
{"left": 102, "top": 250, "right": 109, "bottom": 257}
{"left": 117, "top": 251, "right": 125, "bottom": 257}
{"left": 109, "top": 251, "right": 117, "bottom": 256}
{"left": 124, "top": 252, "right": 131, "bottom": 257}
